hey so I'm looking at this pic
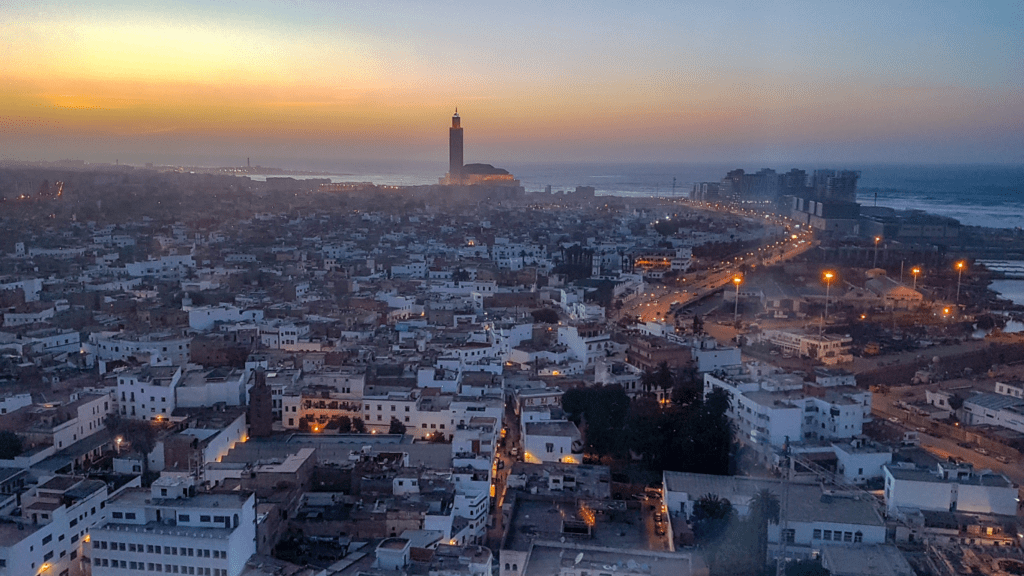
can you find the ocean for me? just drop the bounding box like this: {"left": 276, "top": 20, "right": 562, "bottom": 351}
{"left": 249, "top": 161, "right": 1024, "bottom": 304}
{"left": 251, "top": 161, "right": 1024, "bottom": 229}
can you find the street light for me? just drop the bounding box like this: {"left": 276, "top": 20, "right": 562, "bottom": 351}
{"left": 822, "top": 271, "right": 835, "bottom": 335}
{"left": 955, "top": 261, "right": 966, "bottom": 304}
{"left": 873, "top": 236, "right": 882, "bottom": 268}
{"left": 733, "top": 276, "right": 742, "bottom": 324}
{"left": 911, "top": 267, "right": 921, "bottom": 290}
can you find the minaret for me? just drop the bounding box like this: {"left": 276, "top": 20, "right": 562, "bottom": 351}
{"left": 449, "top": 109, "right": 464, "bottom": 183}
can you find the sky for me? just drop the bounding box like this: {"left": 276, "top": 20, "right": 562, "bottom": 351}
{"left": 2, "top": 0, "right": 1023, "bottom": 168}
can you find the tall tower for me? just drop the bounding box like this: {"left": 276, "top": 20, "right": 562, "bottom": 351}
{"left": 449, "top": 109, "right": 464, "bottom": 183}
{"left": 248, "top": 368, "right": 273, "bottom": 438}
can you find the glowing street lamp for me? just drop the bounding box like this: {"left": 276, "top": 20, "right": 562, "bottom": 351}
{"left": 873, "top": 236, "right": 882, "bottom": 268}
{"left": 955, "top": 261, "right": 966, "bottom": 304}
{"left": 733, "top": 276, "right": 742, "bottom": 324}
{"left": 822, "top": 271, "right": 835, "bottom": 334}
{"left": 911, "top": 267, "right": 921, "bottom": 290}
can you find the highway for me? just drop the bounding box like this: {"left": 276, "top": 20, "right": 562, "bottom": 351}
{"left": 622, "top": 229, "right": 817, "bottom": 323}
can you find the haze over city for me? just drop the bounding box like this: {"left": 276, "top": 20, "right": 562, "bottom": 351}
{"left": 3, "top": 0, "right": 1023, "bottom": 167}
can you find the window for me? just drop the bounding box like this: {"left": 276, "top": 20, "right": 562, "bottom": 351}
{"left": 546, "top": 443, "right": 554, "bottom": 453}
{"left": 179, "top": 514, "right": 190, "bottom": 522}
{"left": 112, "top": 512, "right": 123, "bottom": 519}
{"left": 200, "top": 515, "right": 211, "bottom": 522}
{"left": 813, "top": 529, "right": 821, "bottom": 539}
{"left": 42, "top": 535, "right": 52, "bottom": 544}
{"left": 854, "top": 531, "right": 863, "bottom": 543}
{"left": 823, "top": 530, "right": 832, "bottom": 540}
{"left": 782, "top": 529, "right": 795, "bottom": 543}
{"left": 125, "top": 512, "right": 136, "bottom": 520}
{"left": 844, "top": 531, "right": 853, "bottom": 542}
{"left": 44, "top": 551, "right": 54, "bottom": 561}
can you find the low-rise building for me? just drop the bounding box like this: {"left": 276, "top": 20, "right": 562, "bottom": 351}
{"left": 883, "top": 461, "right": 1018, "bottom": 516}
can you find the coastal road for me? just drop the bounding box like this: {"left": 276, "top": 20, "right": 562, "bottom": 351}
{"left": 625, "top": 232, "right": 817, "bottom": 323}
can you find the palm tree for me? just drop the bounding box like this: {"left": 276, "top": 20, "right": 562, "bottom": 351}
{"left": 690, "top": 493, "right": 734, "bottom": 543}
{"left": 748, "top": 488, "right": 781, "bottom": 573}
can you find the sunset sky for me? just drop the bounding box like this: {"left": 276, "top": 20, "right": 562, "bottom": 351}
{"left": 2, "top": 0, "right": 1022, "bottom": 167}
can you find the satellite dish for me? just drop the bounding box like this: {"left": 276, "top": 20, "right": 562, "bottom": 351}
{"left": 574, "top": 553, "right": 584, "bottom": 565}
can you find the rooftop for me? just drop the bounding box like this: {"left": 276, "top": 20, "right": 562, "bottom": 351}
{"left": 523, "top": 541, "right": 705, "bottom": 576}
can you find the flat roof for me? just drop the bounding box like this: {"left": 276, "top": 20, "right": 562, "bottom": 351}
{"left": 884, "top": 464, "right": 1014, "bottom": 488}
{"left": 524, "top": 421, "right": 579, "bottom": 437}
{"left": 0, "top": 519, "right": 42, "bottom": 547}
{"left": 505, "top": 497, "right": 661, "bottom": 553}
{"left": 110, "top": 487, "right": 252, "bottom": 510}
{"left": 524, "top": 542, "right": 705, "bottom": 576}
{"left": 820, "top": 544, "right": 915, "bottom": 576}
{"left": 663, "top": 471, "right": 883, "bottom": 526}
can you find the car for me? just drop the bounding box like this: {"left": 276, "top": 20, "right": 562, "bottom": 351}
{"left": 915, "top": 427, "right": 927, "bottom": 433}
{"left": 888, "top": 417, "right": 900, "bottom": 424}
{"left": 510, "top": 447, "right": 519, "bottom": 457}
{"left": 995, "top": 455, "right": 1009, "bottom": 463}
{"left": 974, "top": 447, "right": 989, "bottom": 456}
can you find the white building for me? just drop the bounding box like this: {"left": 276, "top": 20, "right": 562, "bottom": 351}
{"left": 557, "top": 324, "right": 612, "bottom": 367}
{"left": 759, "top": 330, "right": 853, "bottom": 365}
{"left": 705, "top": 366, "right": 871, "bottom": 450}
{"left": 117, "top": 365, "right": 183, "bottom": 420}
{"left": 0, "top": 393, "right": 33, "bottom": 415}
{"left": 883, "top": 462, "right": 1018, "bottom": 516}
{"left": 522, "top": 421, "right": 582, "bottom": 464}
{"left": 124, "top": 253, "right": 196, "bottom": 278}
{"left": 663, "top": 471, "right": 886, "bottom": 562}
{"left": 88, "top": 477, "right": 256, "bottom": 576}
{"left": 188, "top": 304, "right": 263, "bottom": 331}
{"left": 91, "top": 331, "right": 192, "bottom": 370}
{"left": 960, "top": 393, "right": 1024, "bottom": 434}
{"left": 0, "top": 475, "right": 117, "bottom": 576}
{"left": 176, "top": 368, "right": 248, "bottom": 408}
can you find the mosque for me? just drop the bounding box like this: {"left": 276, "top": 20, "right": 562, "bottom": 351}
{"left": 440, "top": 110, "right": 520, "bottom": 187}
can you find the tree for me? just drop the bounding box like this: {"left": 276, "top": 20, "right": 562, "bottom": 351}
{"left": 748, "top": 489, "right": 781, "bottom": 572}
{"left": 530, "top": 308, "right": 559, "bottom": 324}
{"left": 352, "top": 417, "right": 366, "bottom": 433}
{"left": 336, "top": 415, "right": 352, "bottom": 433}
{"left": 388, "top": 418, "right": 407, "bottom": 435}
{"left": 0, "top": 431, "right": 22, "bottom": 459}
{"left": 654, "top": 362, "right": 674, "bottom": 398}
{"left": 452, "top": 268, "right": 471, "bottom": 282}
{"left": 105, "top": 414, "right": 158, "bottom": 480}
{"left": 948, "top": 394, "right": 965, "bottom": 411}
{"left": 671, "top": 362, "right": 700, "bottom": 406}
{"left": 690, "top": 493, "right": 734, "bottom": 543}
{"left": 562, "top": 385, "right": 630, "bottom": 458}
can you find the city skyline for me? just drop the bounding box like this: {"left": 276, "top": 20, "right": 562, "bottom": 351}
{"left": 2, "top": 0, "right": 1023, "bottom": 166}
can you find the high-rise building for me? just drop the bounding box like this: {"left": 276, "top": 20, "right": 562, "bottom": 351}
{"left": 811, "top": 169, "right": 860, "bottom": 202}
{"left": 449, "top": 109, "right": 464, "bottom": 183}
